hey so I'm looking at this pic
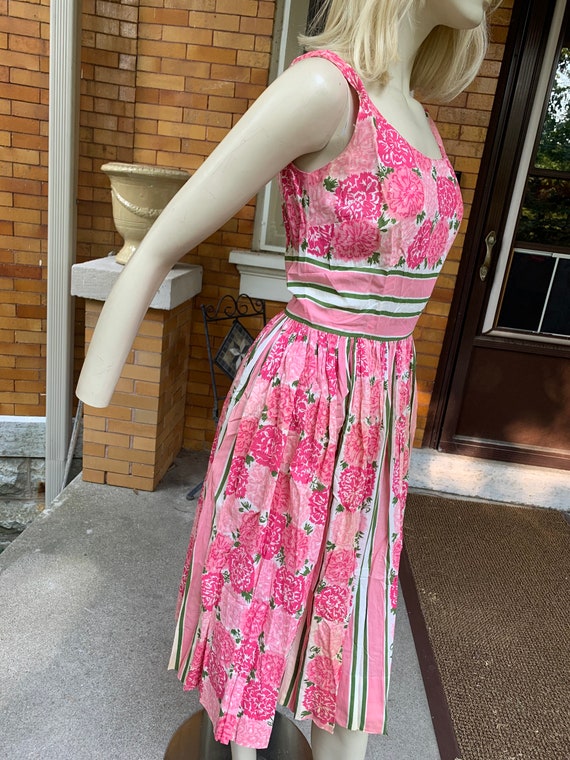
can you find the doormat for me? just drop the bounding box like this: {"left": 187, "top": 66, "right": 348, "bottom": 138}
{"left": 399, "top": 492, "right": 570, "bottom": 760}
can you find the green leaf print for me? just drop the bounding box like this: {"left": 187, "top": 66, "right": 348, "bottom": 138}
{"left": 376, "top": 165, "right": 394, "bottom": 181}
{"left": 323, "top": 176, "right": 338, "bottom": 192}
{"left": 377, "top": 212, "right": 392, "bottom": 231}
{"left": 301, "top": 239, "right": 308, "bottom": 252}
{"left": 412, "top": 167, "right": 422, "bottom": 177}
{"left": 367, "top": 251, "right": 380, "bottom": 265}
{"left": 432, "top": 166, "right": 438, "bottom": 181}
{"left": 301, "top": 190, "right": 310, "bottom": 207}
{"left": 326, "top": 540, "right": 336, "bottom": 552}
{"left": 416, "top": 210, "right": 426, "bottom": 225}
{"left": 304, "top": 523, "right": 314, "bottom": 535}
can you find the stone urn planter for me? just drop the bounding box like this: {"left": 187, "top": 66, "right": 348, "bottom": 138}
{"left": 101, "top": 162, "right": 189, "bottom": 265}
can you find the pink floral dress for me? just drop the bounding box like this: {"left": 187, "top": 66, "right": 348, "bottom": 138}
{"left": 169, "top": 50, "right": 462, "bottom": 749}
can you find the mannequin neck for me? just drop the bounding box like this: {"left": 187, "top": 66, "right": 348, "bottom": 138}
{"left": 382, "top": 10, "right": 435, "bottom": 96}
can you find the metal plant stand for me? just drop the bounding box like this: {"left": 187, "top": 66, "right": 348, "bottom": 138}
{"left": 186, "top": 293, "right": 267, "bottom": 501}
{"left": 164, "top": 709, "right": 313, "bottom": 759}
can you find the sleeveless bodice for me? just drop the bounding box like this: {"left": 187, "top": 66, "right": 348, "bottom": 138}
{"left": 280, "top": 50, "right": 463, "bottom": 341}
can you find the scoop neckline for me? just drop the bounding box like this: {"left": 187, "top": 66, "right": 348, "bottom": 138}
{"left": 321, "top": 50, "right": 448, "bottom": 163}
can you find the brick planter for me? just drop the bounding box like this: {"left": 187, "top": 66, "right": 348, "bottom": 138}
{"left": 72, "top": 257, "right": 202, "bottom": 491}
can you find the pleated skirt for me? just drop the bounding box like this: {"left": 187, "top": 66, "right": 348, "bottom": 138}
{"left": 169, "top": 311, "right": 416, "bottom": 749}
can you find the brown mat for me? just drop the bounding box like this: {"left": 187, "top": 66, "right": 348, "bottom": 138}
{"left": 400, "top": 492, "right": 570, "bottom": 760}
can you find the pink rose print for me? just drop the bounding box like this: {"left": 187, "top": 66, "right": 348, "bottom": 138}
{"left": 283, "top": 195, "right": 302, "bottom": 249}
{"left": 229, "top": 546, "right": 254, "bottom": 593}
{"left": 426, "top": 218, "right": 449, "bottom": 268}
{"left": 242, "top": 680, "right": 276, "bottom": 720}
{"left": 355, "top": 339, "right": 370, "bottom": 376}
{"left": 273, "top": 567, "right": 306, "bottom": 615}
{"left": 390, "top": 576, "right": 399, "bottom": 609}
{"left": 395, "top": 340, "right": 413, "bottom": 378}
{"left": 250, "top": 425, "right": 286, "bottom": 470}
{"left": 207, "top": 534, "right": 233, "bottom": 571}
{"left": 290, "top": 435, "right": 323, "bottom": 485}
{"left": 271, "top": 471, "right": 290, "bottom": 513}
{"left": 343, "top": 423, "right": 366, "bottom": 467}
{"left": 215, "top": 713, "right": 238, "bottom": 744}
{"left": 239, "top": 511, "right": 262, "bottom": 554}
{"left": 282, "top": 525, "right": 310, "bottom": 566}
{"left": 212, "top": 623, "right": 236, "bottom": 664}
{"left": 398, "top": 377, "right": 411, "bottom": 411}
{"left": 235, "top": 638, "right": 259, "bottom": 675}
{"left": 377, "top": 123, "right": 415, "bottom": 167}
{"left": 260, "top": 332, "right": 289, "bottom": 381}
{"left": 335, "top": 172, "right": 382, "bottom": 221}
{"left": 305, "top": 224, "right": 334, "bottom": 258}
{"left": 392, "top": 535, "right": 403, "bottom": 572}
{"left": 184, "top": 638, "right": 206, "bottom": 689}
{"left": 233, "top": 417, "right": 259, "bottom": 457}
{"left": 325, "top": 549, "right": 356, "bottom": 585}
{"left": 266, "top": 383, "right": 294, "bottom": 424}
{"left": 201, "top": 572, "right": 223, "bottom": 611}
{"left": 290, "top": 388, "right": 317, "bottom": 433}
{"left": 224, "top": 456, "right": 249, "bottom": 498}
{"left": 337, "top": 464, "right": 375, "bottom": 512}
{"left": 259, "top": 652, "right": 286, "bottom": 689}
{"left": 395, "top": 413, "right": 410, "bottom": 451}
{"left": 314, "top": 584, "right": 350, "bottom": 622}
{"left": 436, "top": 175, "right": 458, "bottom": 218}
{"left": 333, "top": 220, "right": 379, "bottom": 261}
{"left": 309, "top": 487, "right": 330, "bottom": 525}
{"left": 384, "top": 166, "right": 425, "bottom": 220}
{"left": 406, "top": 219, "right": 432, "bottom": 269}
{"left": 279, "top": 166, "right": 298, "bottom": 201}
{"left": 208, "top": 655, "right": 228, "bottom": 699}
{"left": 307, "top": 655, "right": 336, "bottom": 692}
{"left": 261, "top": 511, "right": 286, "bottom": 559}
{"left": 391, "top": 457, "right": 409, "bottom": 501}
{"left": 244, "top": 601, "right": 269, "bottom": 638}
{"left": 302, "top": 685, "right": 336, "bottom": 725}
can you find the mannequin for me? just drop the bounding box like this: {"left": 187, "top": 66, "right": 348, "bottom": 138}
{"left": 77, "top": 2, "right": 492, "bottom": 758}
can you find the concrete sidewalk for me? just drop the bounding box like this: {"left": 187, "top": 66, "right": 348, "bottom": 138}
{"left": 1, "top": 450, "right": 439, "bottom": 760}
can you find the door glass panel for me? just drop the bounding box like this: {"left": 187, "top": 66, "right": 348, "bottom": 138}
{"left": 497, "top": 250, "right": 556, "bottom": 331}
{"left": 534, "top": 47, "right": 570, "bottom": 172}
{"left": 542, "top": 257, "right": 570, "bottom": 335}
{"left": 517, "top": 177, "right": 570, "bottom": 246}
{"left": 490, "top": 20, "right": 570, "bottom": 343}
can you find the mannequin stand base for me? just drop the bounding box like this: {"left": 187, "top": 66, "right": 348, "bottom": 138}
{"left": 164, "top": 709, "right": 312, "bottom": 759}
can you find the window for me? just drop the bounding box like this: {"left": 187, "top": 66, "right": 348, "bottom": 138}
{"left": 252, "top": 0, "right": 313, "bottom": 253}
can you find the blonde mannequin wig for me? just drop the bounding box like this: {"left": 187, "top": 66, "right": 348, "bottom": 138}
{"left": 301, "top": 0, "right": 499, "bottom": 102}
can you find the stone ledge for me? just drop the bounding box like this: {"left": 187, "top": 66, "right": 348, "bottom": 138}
{"left": 71, "top": 256, "right": 203, "bottom": 310}
{"left": 0, "top": 416, "right": 46, "bottom": 457}
{"left": 229, "top": 249, "right": 290, "bottom": 303}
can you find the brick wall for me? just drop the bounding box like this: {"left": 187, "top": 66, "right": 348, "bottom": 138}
{"left": 0, "top": 0, "right": 49, "bottom": 416}
{"left": 1, "top": 0, "right": 513, "bottom": 458}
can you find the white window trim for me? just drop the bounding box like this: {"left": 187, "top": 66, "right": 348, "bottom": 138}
{"left": 231, "top": 0, "right": 310, "bottom": 302}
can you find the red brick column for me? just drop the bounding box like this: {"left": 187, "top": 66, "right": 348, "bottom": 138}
{"left": 82, "top": 299, "right": 192, "bottom": 491}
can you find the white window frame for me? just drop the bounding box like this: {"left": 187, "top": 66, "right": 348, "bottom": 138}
{"left": 230, "top": 0, "right": 311, "bottom": 301}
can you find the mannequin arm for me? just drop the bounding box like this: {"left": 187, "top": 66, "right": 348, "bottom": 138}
{"left": 76, "top": 58, "right": 350, "bottom": 407}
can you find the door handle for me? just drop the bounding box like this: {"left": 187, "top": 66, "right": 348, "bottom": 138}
{"left": 479, "top": 231, "right": 497, "bottom": 282}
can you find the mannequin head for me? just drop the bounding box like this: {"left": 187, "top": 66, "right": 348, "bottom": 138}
{"left": 301, "top": 0, "right": 500, "bottom": 101}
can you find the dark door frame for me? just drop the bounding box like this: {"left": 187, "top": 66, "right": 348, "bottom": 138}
{"left": 426, "top": 0, "right": 570, "bottom": 467}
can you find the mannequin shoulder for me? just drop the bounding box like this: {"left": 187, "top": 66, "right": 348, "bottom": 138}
{"left": 264, "top": 56, "right": 351, "bottom": 122}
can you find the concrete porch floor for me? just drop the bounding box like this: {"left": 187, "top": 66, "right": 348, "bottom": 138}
{"left": 1, "top": 448, "right": 567, "bottom": 759}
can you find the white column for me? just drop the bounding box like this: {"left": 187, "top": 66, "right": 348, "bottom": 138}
{"left": 46, "top": 0, "right": 83, "bottom": 505}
